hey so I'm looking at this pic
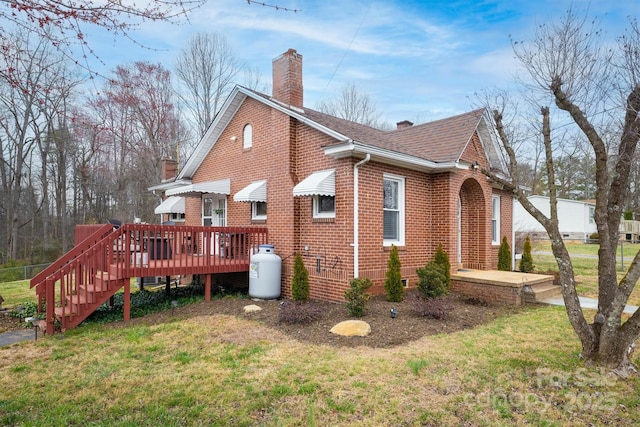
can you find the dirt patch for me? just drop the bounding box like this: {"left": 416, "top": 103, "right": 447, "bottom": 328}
{"left": 0, "top": 291, "right": 525, "bottom": 348}
{"left": 109, "top": 290, "right": 523, "bottom": 348}
{"left": 0, "top": 310, "right": 24, "bottom": 334}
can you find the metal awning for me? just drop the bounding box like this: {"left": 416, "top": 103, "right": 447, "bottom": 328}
{"left": 233, "top": 180, "right": 267, "bottom": 202}
{"left": 293, "top": 169, "right": 335, "bottom": 197}
{"left": 154, "top": 196, "right": 185, "bottom": 214}
{"left": 166, "top": 178, "right": 231, "bottom": 197}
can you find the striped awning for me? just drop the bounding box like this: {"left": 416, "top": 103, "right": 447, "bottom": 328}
{"left": 233, "top": 180, "right": 267, "bottom": 202}
{"left": 293, "top": 169, "right": 335, "bottom": 197}
{"left": 166, "top": 178, "right": 231, "bottom": 197}
{"left": 154, "top": 196, "right": 185, "bottom": 214}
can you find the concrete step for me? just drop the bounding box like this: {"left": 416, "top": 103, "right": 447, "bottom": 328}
{"left": 531, "top": 283, "right": 562, "bottom": 301}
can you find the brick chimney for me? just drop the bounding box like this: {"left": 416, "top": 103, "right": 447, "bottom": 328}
{"left": 272, "top": 49, "right": 303, "bottom": 109}
{"left": 396, "top": 120, "right": 414, "bottom": 130}
{"left": 161, "top": 158, "right": 177, "bottom": 181}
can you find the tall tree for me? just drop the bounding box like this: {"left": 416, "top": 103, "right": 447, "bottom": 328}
{"left": 484, "top": 11, "right": 640, "bottom": 374}
{"left": 174, "top": 33, "right": 242, "bottom": 139}
{"left": 0, "top": 30, "right": 80, "bottom": 260}
{"left": 87, "top": 61, "right": 185, "bottom": 222}
{"left": 316, "top": 83, "right": 388, "bottom": 129}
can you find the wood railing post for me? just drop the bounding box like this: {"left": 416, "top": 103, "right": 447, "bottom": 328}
{"left": 45, "top": 276, "right": 55, "bottom": 335}
{"left": 123, "top": 279, "right": 130, "bottom": 323}
{"left": 205, "top": 274, "right": 211, "bottom": 302}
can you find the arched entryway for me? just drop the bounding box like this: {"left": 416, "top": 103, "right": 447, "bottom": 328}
{"left": 457, "top": 178, "right": 488, "bottom": 270}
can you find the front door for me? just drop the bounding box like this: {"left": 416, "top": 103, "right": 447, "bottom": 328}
{"left": 202, "top": 195, "right": 226, "bottom": 226}
{"left": 203, "top": 195, "right": 227, "bottom": 256}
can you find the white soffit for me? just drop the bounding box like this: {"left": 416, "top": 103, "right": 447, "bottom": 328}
{"left": 233, "top": 180, "right": 267, "bottom": 202}
{"left": 293, "top": 169, "right": 335, "bottom": 197}
{"left": 154, "top": 196, "right": 185, "bottom": 214}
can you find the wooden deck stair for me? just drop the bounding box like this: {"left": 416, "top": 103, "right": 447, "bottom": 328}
{"left": 31, "top": 223, "right": 268, "bottom": 334}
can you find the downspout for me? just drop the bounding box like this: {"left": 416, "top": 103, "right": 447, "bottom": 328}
{"left": 512, "top": 197, "right": 516, "bottom": 271}
{"left": 353, "top": 153, "right": 371, "bottom": 278}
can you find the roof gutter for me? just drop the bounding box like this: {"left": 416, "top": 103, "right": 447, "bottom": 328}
{"left": 352, "top": 153, "right": 371, "bottom": 278}
{"left": 324, "top": 141, "right": 466, "bottom": 173}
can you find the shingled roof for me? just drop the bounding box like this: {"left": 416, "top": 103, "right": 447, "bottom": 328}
{"left": 302, "top": 107, "right": 485, "bottom": 164}
{"left": 173, "top": 86, "right": 505, "bottom": 180}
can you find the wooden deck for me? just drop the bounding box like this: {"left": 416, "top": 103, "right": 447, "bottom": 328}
{"left": 31, "top": 224, "right": 268, "bottom": 334}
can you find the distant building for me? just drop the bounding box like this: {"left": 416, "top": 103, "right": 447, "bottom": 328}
{"left": 513, "top": 195, "right": 596, "bottom": 241}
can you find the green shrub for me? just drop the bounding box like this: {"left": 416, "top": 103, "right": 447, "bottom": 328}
{"left": 9, "top": 301, "right": 39, "bottom": 320}
{"left": 384, "top": 245, "right": 403, "bottom": 302}
{"left": 589, "top": 232, "right": 599, "bottom": 242}
{"left": 416, "top": 261, "right": 448, "bottom": 299}
{"left": 291, "top": 253, "right": 310, "bottom": 301}
{"left": 344, "top": 278, "right": 372, "bottom": 317}
{"left": 433, "top": 244, "right": 451, "bottom": 287}
{"left": 623, "top": 210, "right": 633, "bottom": 221}
{"left": 519, "top": 235, "right": 534, "bottom": 273}
{"left": 497, "top": 236, "right": 511, "bottom": 271}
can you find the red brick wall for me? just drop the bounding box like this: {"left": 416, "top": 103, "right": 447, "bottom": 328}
{"left": 272, "top": 49, "right": 303, "bottom": 108}
{"left": 451, "top": 279, "right": 521, "bottom": 305}
{"left": 184, "top": 98, "right": 513, "bottom": 301}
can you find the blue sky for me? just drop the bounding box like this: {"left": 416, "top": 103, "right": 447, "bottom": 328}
{"left": 85, "top": 0, "right": 637, "bottom": 125}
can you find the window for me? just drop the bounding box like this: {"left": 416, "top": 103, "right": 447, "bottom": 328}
{"left": 492, "top": 195, "right": 500, "bottom": 245}
{"left": 313, "top": 195, "right": 335, "bottom": 218}
{"left": 243, "top": 124, "right": 252, "bottom": 149}
{"left": 169, "top": 212, "right": 185, "bottom": 222}
{"left": 589, "top": 206, "right": 595, "bottom": 224}
{"left": 252, "top": 201, "right": 267, "bottom": 220}
{"left": 383, "top": 174, "right": 405, "bottom": 246}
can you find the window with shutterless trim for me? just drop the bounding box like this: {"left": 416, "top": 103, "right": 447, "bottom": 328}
{"left": 491, "top": 195, "right": 500, "bottom": 245}
{"left": 383, "top": 173, "right": 405, "bottom": 246}
{"left": 243, "top": 123, "right": 252, "bottom": 149}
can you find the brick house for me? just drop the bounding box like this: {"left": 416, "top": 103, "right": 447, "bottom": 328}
{"left": 154, "top": 48, "right": 513, "bottom": 302}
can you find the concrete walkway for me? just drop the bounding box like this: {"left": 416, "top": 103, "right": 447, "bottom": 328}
{"left": 541, "top": 296, "right": 639, "bottom": 314}
{"left": 0, "top": 329, "right": 35, "bottom": 347}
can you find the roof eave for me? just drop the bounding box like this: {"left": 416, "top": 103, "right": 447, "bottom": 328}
{"left": 324, "top": 142, "right": 464, "bottom": 173}
{"left": 175, "top": 86, "right": 351, "bottom": 180}
{"left": 148, "top": 179, "right": 193, "bottom": 192}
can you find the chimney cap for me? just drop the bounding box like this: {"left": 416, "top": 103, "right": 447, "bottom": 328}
{"left": 396, "top": 120, "right": 414, "bottom": 129}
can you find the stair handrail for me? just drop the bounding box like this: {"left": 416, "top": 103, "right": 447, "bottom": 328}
{"left": 30, "top": 223, "right": 115, "bottom": 289}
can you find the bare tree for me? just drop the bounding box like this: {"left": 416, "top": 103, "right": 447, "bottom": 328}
{"left": 174, "top": 33, "right": 243, "bottom": 139}
{"left": 316, "top": 83, "right": 389, "bottom": 129}
{"left": 86, "top": 61, "right": 186, "bottom": 222}
{"left": 0, "top": 30, "right": 81, "bottom": 260}
{"left": 0, "top": 0, "right": 205, "bottom": 76}
{"left": 484, "top": 11, "right": 640, "bottom": 374}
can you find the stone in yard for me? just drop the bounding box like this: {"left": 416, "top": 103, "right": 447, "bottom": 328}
{"left": 330, "top": 320, "right": 371, "bottom": 337}
{"left": 243, "top": 304, "right": 262, "bottom": 313}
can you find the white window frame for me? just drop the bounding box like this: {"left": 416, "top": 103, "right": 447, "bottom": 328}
{"left": 252, "top": 201, "right": 267, "bottom": 220}
{"left": 588, "top": 206, "right": 595, "bottom": 224}
{"left": 492, "top": 195, "right": 500, "bottom": 245}
{"left": 312, "top": 195, "right": 335, "bottom": 219}
{"left": 383, "top": 173, "right": 405, "bottom": 246}
{"left": 243, "top": 124, "right": 253, "bottom": 149}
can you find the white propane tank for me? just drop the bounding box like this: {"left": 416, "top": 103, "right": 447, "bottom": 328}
{"left": 249, "top": 244, "right": 282, "bottom": 299}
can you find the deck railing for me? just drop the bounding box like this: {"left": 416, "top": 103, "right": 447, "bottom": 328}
{"left": 30, "top": 223, "right": 268, "bottom": 333}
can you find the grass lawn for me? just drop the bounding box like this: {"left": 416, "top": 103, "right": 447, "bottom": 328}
{"left": 1, "top": 303, "right": 639, "bottom": 426}
{"left": 2, "top": 246, "right": 640, "bottom": 426}
{"left": 530, "top": 241, "right": 640, "bottom": 305}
